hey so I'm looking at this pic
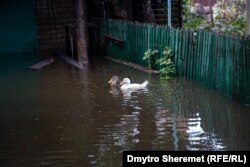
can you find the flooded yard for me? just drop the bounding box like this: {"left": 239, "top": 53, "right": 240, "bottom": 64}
{"left": 0, "top": 54, "right": 250, "bottom": 167}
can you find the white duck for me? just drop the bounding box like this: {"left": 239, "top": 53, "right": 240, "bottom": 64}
{"left": 119, "top": 78, "right": 148, "bottom": 91}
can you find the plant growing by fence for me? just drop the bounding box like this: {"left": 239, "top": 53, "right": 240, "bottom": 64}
{"left": 143, "top": 47, "right": 175, "bottom": 80}
{"left": 143, "top": 49, "right": 158, "bottom": 69}
{"left": 155, "top": 47, "right": 175, "bottom": 80}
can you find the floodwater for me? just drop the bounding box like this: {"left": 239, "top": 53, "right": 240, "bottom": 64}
{"left": 0, "top": 53, "right": 250, "bottom": 167}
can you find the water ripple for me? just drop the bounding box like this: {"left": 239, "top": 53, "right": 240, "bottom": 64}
{"left": 1, "top": 55, "right": 250, "bottom": 167}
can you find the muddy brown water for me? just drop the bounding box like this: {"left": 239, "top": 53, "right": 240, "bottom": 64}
{"left": 0, "top": 54, "right": 250, "bottom": 167}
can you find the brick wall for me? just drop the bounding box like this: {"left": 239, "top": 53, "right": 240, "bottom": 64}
{"left": 36, "top": 0, "right": 76, "bottom": 52}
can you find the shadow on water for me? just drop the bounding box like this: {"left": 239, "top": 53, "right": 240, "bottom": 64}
{"left": 0, "top": 54, "right": 250, "bottom": 167}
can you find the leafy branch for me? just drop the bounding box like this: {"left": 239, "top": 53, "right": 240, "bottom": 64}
{"left": 143, "top": 46, "right": 175, "bottom": 80}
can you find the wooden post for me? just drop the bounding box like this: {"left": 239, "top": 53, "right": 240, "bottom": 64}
{"left": 167, "top": 0, "right": 171, "bottom": 27}
{"left": 76, "top": 0, "right": 88, "bottom": 64}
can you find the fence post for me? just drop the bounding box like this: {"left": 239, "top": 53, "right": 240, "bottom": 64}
{"left": 76, "top": 0, "right": 88, "bottom": 64}
{"left": 167, "top": 0, "right": 172, "bottom": 28}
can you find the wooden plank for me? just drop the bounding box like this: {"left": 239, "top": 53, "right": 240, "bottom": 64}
{"left": 105, "top": 57, "right": 159, "bottom": 74}
{"left": 57, "top": 54, "right": 85, "bottom": 70}
{"left": 87, "top": 22, "right": 99, "bottom": 28}
{"left": 29, "top": 58, "right": 54, "bottom": 70}
{"left": 104, "top": 34, "right": 125, "bottom": 46}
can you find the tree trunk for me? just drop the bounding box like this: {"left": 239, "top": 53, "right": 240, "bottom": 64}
{"left": 142, "top": 0, "right": 155, "bottom": 23}
{"left": 76, "top": 0, "right": 88, "bottom": 64}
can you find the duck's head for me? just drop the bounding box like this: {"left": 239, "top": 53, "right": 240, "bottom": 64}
{"left": 119, "top": 78, "right": 131, "bottom": 86}
{"left": 108, "top": 76, "right": 120, "bottom": 87}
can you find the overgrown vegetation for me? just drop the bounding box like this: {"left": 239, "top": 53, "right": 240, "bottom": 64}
{"left": 182, "top": 0, "right": 207, "bottom": 30}
{"left": 183, "top": 0, "right": 247, "bottom": 35}
{"left": 212, "top": 0, "right": 247, "bottom": 35}
{"left": 155, "top": 47, "right": 176, "bottom": 80}
{"left": 143, "top": 47, "right": 175, "bottom": 80}
{"left": 143, "top": 49, "right": 158, "bottom": 69}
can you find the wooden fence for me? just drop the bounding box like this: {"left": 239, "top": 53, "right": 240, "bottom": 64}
{"left": 95, "top": 19, "right": 250, "bottom": 105}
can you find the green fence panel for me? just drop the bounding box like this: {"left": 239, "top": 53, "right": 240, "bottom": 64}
{"left": 96, "top": 18, "right": 250, "bottom": 105}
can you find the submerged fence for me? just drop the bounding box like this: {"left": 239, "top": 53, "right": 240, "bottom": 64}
{"left": 96, "top": 19, "right": 250, "bottom": 105}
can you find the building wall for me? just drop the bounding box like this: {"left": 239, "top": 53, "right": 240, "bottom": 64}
{"left": 36, "top": 0, "right": 76, "bottom": 52}
{"left": 0, "top": 0, "right": 37, "bottom": 54}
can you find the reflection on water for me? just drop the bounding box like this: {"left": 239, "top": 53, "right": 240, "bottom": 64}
{"left": 0, "top": 54, "right": 250, "bottom": 167}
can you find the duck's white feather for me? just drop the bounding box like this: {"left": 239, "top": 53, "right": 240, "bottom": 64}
{"left": 120, "top": 78, "right": 148, "bottom": 91}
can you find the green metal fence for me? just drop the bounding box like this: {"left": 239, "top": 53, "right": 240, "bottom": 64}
{"left": 97, "top": 19, "right": 250, "bottom": 105}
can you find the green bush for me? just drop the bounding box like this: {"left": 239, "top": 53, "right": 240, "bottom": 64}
{"left": 143, "top": 46, "right": 175, "bottom": 80}
{"left": 182, "top": 0, "right": 247, "bottom": 35}
{"left": 143, "top": 49, "right": 158, "bottom": 69}
{"left": 155, "top": 47, "right": 176, "bottom": 80}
